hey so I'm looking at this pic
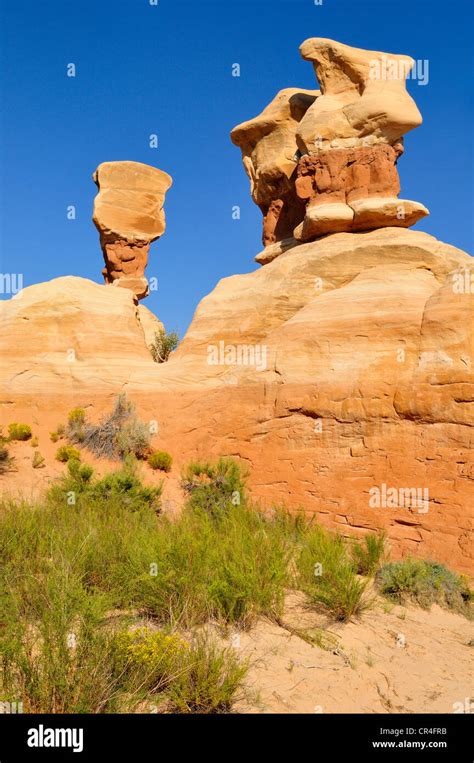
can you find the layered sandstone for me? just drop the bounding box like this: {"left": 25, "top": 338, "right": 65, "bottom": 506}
{"left": 231, "top": 39, "right": 429, "bottom": 263}
{"left": 231, "top": 88, "right": 318, "bottom": 250}
{"left": 1, "top": 229, "right": 472, "bottom": 573}
{"left": 93, "top": 161, "right": 172, "bottom": 299}
{"left": 0, "top": 277, "right": 162, "bottom": 394}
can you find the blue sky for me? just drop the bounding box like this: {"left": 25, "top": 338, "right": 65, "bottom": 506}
{"left": 1, "top": 0, "right": 472, "bottom": 334}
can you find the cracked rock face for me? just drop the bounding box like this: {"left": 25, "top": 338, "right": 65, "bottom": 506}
{"left": 92, "top": 161, "right": 172, "bottom": 299}
{"left": 231, "top": 38, "right": 429, "bottom": 262}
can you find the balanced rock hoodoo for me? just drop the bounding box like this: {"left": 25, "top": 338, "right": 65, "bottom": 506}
{"left": 232, "top": 38, "right": 429, "bottom": 264}
{"left": 92, "top": 161, "right": 172, "bottom": 299}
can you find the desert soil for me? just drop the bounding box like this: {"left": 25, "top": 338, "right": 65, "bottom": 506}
{"left": 232, "top": 592, "right": 473, "bottom": 714}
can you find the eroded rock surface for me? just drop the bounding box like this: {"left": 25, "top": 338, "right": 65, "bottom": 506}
{"left": 93, "top": 161, "right": 172, "bottom": 299}
{"left": 2, "top": 230, "right": 472, "bottom": 573}
{"left": 231, "top": 39, "right": 429, "bottom": 262}
{"left": 231, "top": 88, "right": 318, "bottom": 248}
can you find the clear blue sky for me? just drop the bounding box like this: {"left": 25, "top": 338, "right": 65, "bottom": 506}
{"left": 1, "top": 0, "right": 472, "bottom": 334}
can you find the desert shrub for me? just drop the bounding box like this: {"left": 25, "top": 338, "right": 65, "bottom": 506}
{"left": 89, "top": 462, "right": 162, "bottom": 513}
{"left": 0, "top": 493, "right": 249, "bottom": 713}
{"left": 32, "top": 451, "right": 45, "bottom": 469}
{"left": 114, "top": 418, "right": 150, "bottom": 459}
{"left": 182, "top": 458, "right": 247, "bottom": 519}
{"left": 149, "top": 329, "right": 179, "bottom": 363}
{"left": 112, "top": 628, "right": 188, "bottom": 694}
{"left": 68, "top": 408, "right": 86, "bottom": 426}
{"left": 168, "top": 634, "right": 248, "bottom": 714}
{"left": 130, "top": 501, "right": 291, "bottom": 628}
{"left": 50, "top": 432, "right": 59, "bottom": 443}
{"left": 66, "top": 458, "right": 94, "bottom": 484}
{"left": 56, "top": 445, "right": 81, "bottom": 463}
{"left": 74, "top": 393, "right": 150, "bottom": 460}
{"left": 148, "top": 451, "right": 173, "bottom": 472}
{"left": 112, "top": 628, "right": 247, "bottom": 712}
{"left": 377, "top": 558, "right": 472, "bottom": 614}
{"left": 0, "top": 564, "right": 119, "bottom": 713}
{"left": 296, "top": 525, "right": 369, "bottom": 621}
{"left": 8, "top": 423, "right": 32, "bottom": 441}
{"left": 351, "top": 532, "right": 386, "bottom": 576}
{"left": 30, "top": 436, "right": 39, "bottom": 448}
{"left": 49, "top": 457, "right": 162, "bottom": 515}
{"left": 0, "top": 445, "right": 14, "bottom": 474}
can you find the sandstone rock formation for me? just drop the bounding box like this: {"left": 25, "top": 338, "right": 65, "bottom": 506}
{"left": 0, "top": 276, "right": 163, "bottom": 393}
{"left": 231, "top": 39, "right": 429, "bottom": 263}
{"left": 231, "top": 88, "right": 318, "bottom": 258}
{"left": 93, "top": 161, "right": 172, "bottom": 299}
{"left": 1, "top": 229, "right": 472, "bottom": 573}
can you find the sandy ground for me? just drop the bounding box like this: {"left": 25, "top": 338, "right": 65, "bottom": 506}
{"left": 230, "top": 592, "right": 473, "bottom": 714}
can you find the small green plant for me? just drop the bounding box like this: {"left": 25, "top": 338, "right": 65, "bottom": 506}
{"left": 56, "top": 445, "right": 81, "bottom": 463}
{"left": 8, "top": 423, "right": 32, "bottom": 441}
{"left": 182, "top": 458, "right": 247, "bottom": 518}
{"left": 68, "top": 408, "right": 86, "bottom": 426}
{"left": 377, "top": 558, "right": 472, "bottom": 614}
{"left": 297, "top": 525, "right": 369, "bottom": 621}
{"left": 50, "top": 424, "right": 65, "bottom": 443}
{"left": 168, "top": 634, "right": 248, "bottom": 714}
{"left": 112, "top": 628, "right": 189, "bottom": 693}
{"left": 149, "top": 329, "right": 179, "bottom": 363}
{"left": 148, "top": 451, "right": 173, "bottom": 472}
{"left": 67, "top": 458, "right": 94, "bottom": 483}
{"left": 32, "top": 451, "right": 45, "bottom": 469}
{"left": 30, "top": 436, "right": 39, "bottom": 448}
{"left": 89, "top": 461, "right": 162, "bottom": 512}
{"left": 351, "top": 532, "right": 386, "bottom": 576}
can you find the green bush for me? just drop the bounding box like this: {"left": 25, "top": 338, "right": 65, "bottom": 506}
{"left": 67, "top": 458, "right": 94, "bottom": 483}
{"left": 377, "top": 558, "right": 472, "bottom": 614}
{"left": 296, "top": 525, "right": 369, "bottom": 621}
{"left": 168, "top": 634, "right": 248, "bottom": 714}
{"left": 351, "top": 532, "right": 386, "bottom": 576}
{"left": 182, "top": 458, "right": 247, "bottom": 519}
{"left": 68, "top": 408, "right": 86, "bottom": 426}
{"left": 8, "top": 423, "right": 32, "bottom": 441}
{"left": 148, "top": 451, "right": 173, "bottom": 472}
{"left": 149, "top": 329, "right": 179, "bottom": 364}
{"left": 88, "top": 462, "right": 162, "bottom": 513}
{"left": 132, "top": 501, "right": 291, "bottom": 628}
{"left": 112, "top": 628, "right": 189, "bottom": 693}
{"left": 56, "top": 445, "right": 81, "bottom": 463}
{"left": 2, "top": 458, "right": 470, "bottom": 713}
{"left": 0, "top": 566, "right": 119, "bottom": 713}
{"left": 49, "top": 456, "right": 161, "bottom": 515}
